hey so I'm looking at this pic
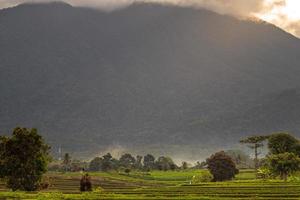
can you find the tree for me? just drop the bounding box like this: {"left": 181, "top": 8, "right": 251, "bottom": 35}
{"left": 110, "top": 158, "right": 120, "bottom": 170}
{"left": 268, "top": 133, "right": 300, "bottom": 155}
{"left": 206, "top": 151, "right": 239, "bottom": 182}
{"left": 268, "top": 152, "right": 300, "bottom": 181}
{"left": 63, "top": 153, "right": 72, "bottom": 172}
{"left": 89, "top": 157, "right": 102, "bottom": 171}
{"left": 182, "top": 162, "right": 188, "bottom": 170}
{"left": 194, "top": 161, "right": 206, "bottom": 169}
{"left": 119, "top": 153, "right": 136, "bottom": 169}
{"left": 143, "top": 154, "right": 155, "bottom": 171}
{"left": 155, "top": 156, "right": 176, "bottom": 171}
{"left": 0, "top": 127, "right": 50, "bottom": 191}
{"left": 135, "top": 155, "right": 143, "bottom": 170}
{"left": 240, "top": 135, "right": 269, "bottom": 169}
{"left": 101, "top": 153, "right": 113, "bottom": 171}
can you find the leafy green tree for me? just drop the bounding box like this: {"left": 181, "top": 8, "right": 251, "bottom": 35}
{"left": 268, "top": 152, "right": 300, "bottom": 180}
{"left": 0, "top": 127, "right": 50, "bottom": 191}
{"left": 240, "top": 135, "right": 269, "bottom": 169}
{"left": 101, "top": 153, "right": 114, "bottom": 171}
{"left": 155, "top": 156, "right": 176, "bottom": 171}
{"left": 110, "top": 158, "right": 120, "bottom": 170}
{"left": 119, "top": 153, "right": 136, "bottom": 169}
{"left": 206, "top": 151, "right": 239, "bottom": 182}
{"left": 143, "top": 154, "right": 155, "bottom": 171}
{"left": 268, "top": 133, "right": 300, "bottom": 155}
{"left": 89, "top": 157, "right": 102, "bottom": 171}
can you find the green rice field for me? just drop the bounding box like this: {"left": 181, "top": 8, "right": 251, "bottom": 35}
{"left": 1, "top": 170, "right": 300, "bottom": 199}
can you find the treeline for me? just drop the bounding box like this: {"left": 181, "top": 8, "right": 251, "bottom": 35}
{"left": 87, "top": 151, "right": 252, "bottom": 172}
{"left": 49, "top": 150, "right": 253, "bottom": 173}
{"left": 89, "top": 153, "right": 178, "bottom": 172}
{"left": 50, "top": 153, "right": 185, "bottom": 172}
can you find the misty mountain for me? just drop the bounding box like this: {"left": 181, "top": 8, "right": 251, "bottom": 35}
{"left": 1, "top": 2, "right": 300, "bottom": 160}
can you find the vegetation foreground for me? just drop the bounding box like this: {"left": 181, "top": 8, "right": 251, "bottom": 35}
{"left": 1, "top": 170, "right": 300, "bottom": 199}
{"left": 2, "top": 128, "right": 300, "bottom": 199}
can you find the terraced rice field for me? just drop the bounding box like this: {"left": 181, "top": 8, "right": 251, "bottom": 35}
{"left": 1, "top": 170, "right": 300, "bottom": 199}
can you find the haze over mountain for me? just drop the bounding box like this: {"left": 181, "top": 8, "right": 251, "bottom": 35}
{"left": 0, "top": 2, "right": 300, "bottom": 161}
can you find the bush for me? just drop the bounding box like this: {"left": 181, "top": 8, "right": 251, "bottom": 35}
{"left": 288, "top": 175, "right": 300, "bottom": 182}
{"left": 191, "top": 171, "right": 213, "bottom": 183}
{"left": 206, "top": 151, "right": 239, "bottom": 181}
{"left": 124, "top": 168, "right": 131, "bottom": 174}
{"left": 92, "top": 186, "right": 104, "bottom": 193}
{"left": 256, "top": 167, "right": 273, "bottom": 180}
{"left": 80, "top": 174, "right": 92, "bottom": 192}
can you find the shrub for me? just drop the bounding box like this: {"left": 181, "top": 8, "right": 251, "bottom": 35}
{"left": 124, "top": 168, "right": 131, "bottom": 174}
{"left": 256, "top": 167, "right": 273, "bottom": 180}
{"left": 206, "top": 151, "right": 239, "bottom": 181}
{"left": 191, "top": 171, "right": 213, "bottom": 183}
{"left": 80, "top": 174, "right": 92, "bottom": 192}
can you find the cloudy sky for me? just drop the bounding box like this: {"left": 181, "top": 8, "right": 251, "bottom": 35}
{"left": 0, "top": 0, "right": 299, "bottom": 37}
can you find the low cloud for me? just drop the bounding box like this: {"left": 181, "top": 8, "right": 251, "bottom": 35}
{"left": 0, "top": 0, "right": 268, "bottom": 15}
{"left": 0, "top": 0, "right": 299, "bottom": 37}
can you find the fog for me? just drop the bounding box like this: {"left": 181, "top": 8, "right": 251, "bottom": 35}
{"left": 0, "top": 0, "right": 299, "bottom": 37}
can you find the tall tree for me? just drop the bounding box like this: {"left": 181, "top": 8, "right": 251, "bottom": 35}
{"left": 240, "top": 135, "right": 269, "bottom": 169}
{"left": 89, "top": 157, "right": 102, "bottom": 171}
{"left": 143, "top": 154, "right": 155, "bottom": 171}
{"left": 119, "top": 153, "right": 136, "bottom": 169}
{"left": 63, "top": 153, "right": 72, "bottom": 172}
{"left": 268, "top": 152, "right": 300, "bottom": 181}
{"left": 135, "top": 155, "right": 143, "bottom": 169}
{"left": 101, "top": 153, "right": 113, "bottom": 171}
{"left": 155, "top": 156, "right": 176, "bottom": 171}
{"left": 0, "top": 127, "right": 50, "bottom": 191}
{"left": 268, "top": 132, "right": 300, "bottom": 155}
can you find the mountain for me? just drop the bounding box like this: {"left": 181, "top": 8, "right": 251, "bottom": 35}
{"left": 0, "top": 2, "right": 300, "bottom": 160}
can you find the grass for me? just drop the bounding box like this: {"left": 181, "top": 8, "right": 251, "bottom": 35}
{"left": 1, "top": 169, "right": 300, "bottom": 199}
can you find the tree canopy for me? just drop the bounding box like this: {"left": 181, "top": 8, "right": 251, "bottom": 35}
{"left": 206, "top": 151, "right": 239, "bottom": 182}
{"left": 240, "top": 135, "right": 269, "bottom": 169}
{"left": 268, "top": 133, "right": 300, "bottom": 155}
{"left": 268, "top": 152, "right": 300, "bottom": 180}
{"left": 0, "top": 127, "right": 50, "bottom": 191}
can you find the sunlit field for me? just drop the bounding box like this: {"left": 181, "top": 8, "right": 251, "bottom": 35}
{"left": 1, "top": 169, "right": 300, "bottom": 199}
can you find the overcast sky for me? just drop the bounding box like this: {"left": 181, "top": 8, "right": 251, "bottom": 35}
{"left": 0, "top": 0, "right": 299, "bottom": 37}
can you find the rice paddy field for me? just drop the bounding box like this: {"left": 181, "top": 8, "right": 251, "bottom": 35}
{"left": 1, "top": 170, "right": 300, "bottom": 199}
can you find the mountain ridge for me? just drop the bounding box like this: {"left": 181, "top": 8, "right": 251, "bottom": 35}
{"left": 0, "top": 2, "right": 300, "bottom": 160}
